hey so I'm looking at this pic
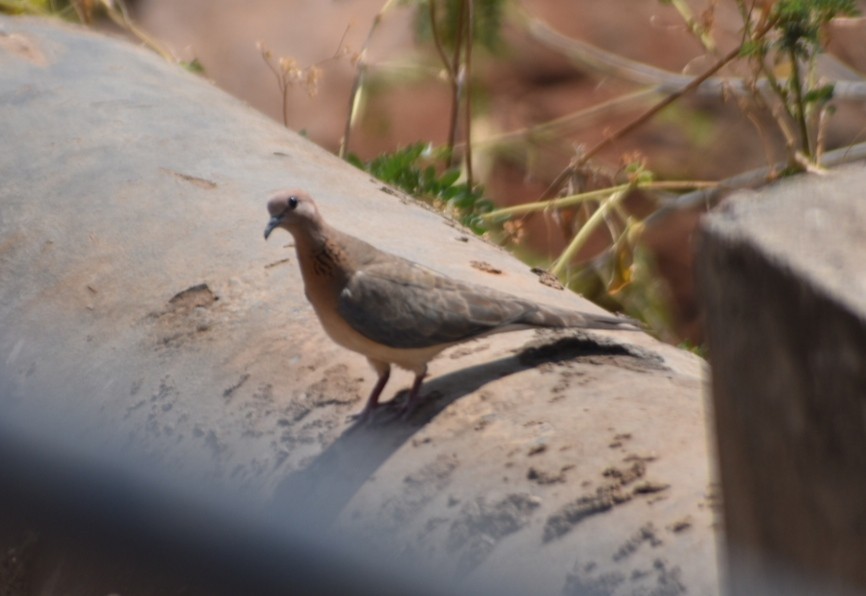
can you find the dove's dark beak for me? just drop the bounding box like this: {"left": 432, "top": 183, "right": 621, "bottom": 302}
{"left": 264, "top": 216, "right": 281, "bottom": 240}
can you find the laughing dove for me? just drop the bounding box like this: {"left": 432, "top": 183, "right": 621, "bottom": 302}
{"left": 264, "top": 189, "right": 638, "bottom": 420}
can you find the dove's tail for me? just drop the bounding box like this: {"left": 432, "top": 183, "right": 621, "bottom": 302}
{"left": 520, "top": 305, "right": 643, "bottom": 331}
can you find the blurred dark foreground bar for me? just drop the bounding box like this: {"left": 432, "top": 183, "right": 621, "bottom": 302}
{"left": 0, "top": 418, "right": 449, "bottom": 596}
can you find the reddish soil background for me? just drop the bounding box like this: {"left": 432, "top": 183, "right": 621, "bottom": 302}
{"left": 131, "top": 0, "right": 866, "bottom": 343}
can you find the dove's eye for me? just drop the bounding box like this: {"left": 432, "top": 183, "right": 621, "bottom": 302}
{"left": 288, "top": 196, "right": 299, "bottom": 209}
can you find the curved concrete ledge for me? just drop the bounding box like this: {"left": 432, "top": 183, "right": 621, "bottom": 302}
{"left": 0, "top": 16, "right": 716, "bottom": 594}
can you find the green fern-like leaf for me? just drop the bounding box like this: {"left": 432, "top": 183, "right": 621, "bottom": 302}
{"left": 773, "top": 0, "right": 859, "bottom": 57}
{"left": 347, "top": 143, "right": 490, "bottom": 234}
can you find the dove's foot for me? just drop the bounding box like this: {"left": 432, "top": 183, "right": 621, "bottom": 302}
{"left": 350, "top": 405, "right": 378, "bottom": 424}
{"left": 397, "top": 372, "right": 429, "bottom": 420}
{"left": 347, "top": 366, "right": 393, "bottom": 425}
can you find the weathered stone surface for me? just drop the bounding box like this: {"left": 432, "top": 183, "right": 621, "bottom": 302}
{"left": 698, "top": 164, "right": 866, "bottom": 595}
{"left": 0, "top": 16, "right": 716, "bottom": 594}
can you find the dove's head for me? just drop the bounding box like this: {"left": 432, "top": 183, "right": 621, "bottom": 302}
{"left": 264, "top": 189, "right": 321, "bottom": 239}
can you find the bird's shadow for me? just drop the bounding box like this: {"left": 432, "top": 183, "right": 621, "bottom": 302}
{"left": 268, "top": 333, "right": 658, "bottom": 530}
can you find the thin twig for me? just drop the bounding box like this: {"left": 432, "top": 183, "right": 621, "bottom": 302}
{"left": 481, "top": 181, "right": 717, "bottom": 221}
{"left": 340, "top": 0, "right": 399, "bottom": 158}
{"left": 460, "top": 88, "right": 658, "bottom": 150}
{"left": 788, "top": 48, "right": 812, "bottom": 159}
{"left": 341, "top": 65, "right": 366, "bottom": 156}
{"left": 538, "top": 14, "right": 779, "bottom": 201}
{"left": 520, "top": 11, "right": 866, "bottom": 101}
{"left": 668, "top": 0, "right": 717, "bottom": 53}
{"left": 643, "top": 140, "right": 866, "bottom": 229}
{"left": 581, "top": 17, "right": 777, "bottom": 164}
{"left": 428, "top": 0, "right": 455, "bottom": 79}
{"left": 463, "top": 0, "right": 474, "bottom": 188}
{"left": 757, "top": 54, "right": 798, "bottom": 130}
{"left": 727, "top": 1, "right": 798, "bottom": 162}
{"left": 445, "top": 0, "right": 467, "bottom": 167}
{"left": 522, "top": 12, "right": 750, "bottom": 97}
{"left": 815, "top": 104, "right": 831, "bottom": 165}
{"left": 553, "top": 142, "right": 866, "bottom": 288}
{"left": 101, "top": 0, "right": 176, "bottom": 63}
{"left": 260, "top": 53, "right": 290, "bottom": 126}
{"left": 280, "top": 78, "right": 290, "bottom": 127}
{"left": 549, "top": 185, "right": 633, "bottom": 277}
{"left": 428, "top": 0, "right": 462, "bottom": 167}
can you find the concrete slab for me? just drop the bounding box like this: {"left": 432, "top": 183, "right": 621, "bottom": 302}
{"left": 0, "top": 16, "right": 717, "bottom": 595}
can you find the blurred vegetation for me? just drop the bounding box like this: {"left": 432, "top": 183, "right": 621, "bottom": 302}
{"left": 0, "top": 0, "right": 75, "bottom": 16}
{"left": 339, "top": 0, "right": 864, "bottom": 346}
{"left": 737, "top": 0, "right": 859, "bottom": 162}
{"left": 0, "top": 0, "right": 203, "bottom": 71}
{"left": 347, "top": 143, "right": 493, "bottom": 234}
{"left": 414, "top": 0, "right": 507, "bottom": 52}
{"left": 7, "top": 0, "right": 864, "bottom": 347}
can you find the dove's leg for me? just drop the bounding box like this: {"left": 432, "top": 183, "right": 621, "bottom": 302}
{"left": 358, "top": 359, "right": 391, "bottom": 421}
{"left": 401, "top": 364, "right": 429, "bottom": 418}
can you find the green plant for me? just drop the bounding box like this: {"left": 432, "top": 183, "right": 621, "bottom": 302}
{"left": 347, "top": 142, "right": 493, "bottom": 234}
{"left": 736, "top": 0, "right": 859, "bottom": 163}
{"left": 0, "top": 0, "right": 203, "bottom": 70}
{"left": 414, "top": 0, "right": 505, "bottom": 52}
{"left": 342, "top": 1, "right": 508, "bottom": 190}
{"left": 415, "top": 0, "right": 506, "bottom": 185}
{"left": 0, "top": 0, "right": 77, "bottom": 17}
{"left": 473, "top": 1, "right": 865, "bottom": 333}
